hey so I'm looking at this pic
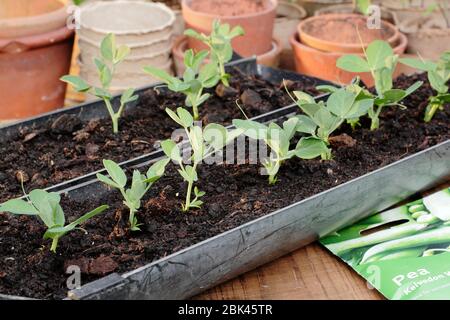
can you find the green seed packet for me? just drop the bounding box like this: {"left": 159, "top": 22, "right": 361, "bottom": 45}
{"left": 320, "top": 187, "right": 450, "bottom": 300}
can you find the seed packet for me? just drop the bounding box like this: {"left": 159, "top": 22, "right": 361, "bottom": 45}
{"left": 320, "top": 187, "right": 450, "bottom": 300}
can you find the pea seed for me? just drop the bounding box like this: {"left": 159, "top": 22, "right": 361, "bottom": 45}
{"left": 411, "top": 211, "right": 428, "bottom": 219}
{"left": 408, "top": 204, "right": 425, "bottom": 213}
{"left": 416, "top": 214, "right": 440, "bottom": 224}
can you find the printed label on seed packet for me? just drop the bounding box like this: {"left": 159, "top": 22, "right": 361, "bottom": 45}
{"left": 320, "top": 187, "right": 450, "bottom": 300}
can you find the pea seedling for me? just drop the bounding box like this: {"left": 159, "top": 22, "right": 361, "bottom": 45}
{"left": 161, "top": 107, "right": 242, "bottom": 211}
{"left": 400, "top": 51, "right": 450, "bottom": 122}
{"left": 337, "top": 40, "right": 423, "bottom": 130}
{"left": 0, "top": 189, "right": 108, "bottom": 252}
{"left": 61, "top": 33, "right": 138, "bottom": 134}
{"left": 233, "top": 118, "right": 328, "bottom": 184}
{"left": 287, "top": 87, "right": 374, "bottom": 159}
{"left": 185, "top": 20, "right": 244, "bottom": 86}
{"left": 97, "top": 159, "right": 169, "bottom": 231}
{"left": 144, "top": 50, "right": 220, "bottom": 120}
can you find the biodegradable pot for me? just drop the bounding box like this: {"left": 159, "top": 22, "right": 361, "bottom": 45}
{"left": 181, "top": 0, "right": 277, "bottom": 57}
{"left": 398, "top": 15, "right": 450, "bottom": 61}
{"left": 0, "top": 0, "right": 74, "bottom": 120}
{"left": 290, "top": 32, "right": 408, "bottom": 86}
{"left": 314, "top": 3, "right": 396, "bottom": 25}
{"left": 296, "top": 0, "right": 351, "bottom": 16}
{"left": 275, "top": 1, "right": 307, "bottom": 70}
{"left": 77, "top": 1, "right": 175, "bottom": 93}
{"left": 381, "top": 0, "right": 442, "bottom": 23}
{"left": 172, "top": 36, "right": 282, "bottom": 76}
{"left": 297, "top": 14, "right": 401, "bottom": 54}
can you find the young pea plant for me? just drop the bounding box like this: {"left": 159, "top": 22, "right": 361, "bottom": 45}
{"left": 97, "top": 159, "right": 169, "bottom": 231}
{"left": 144, "top": 49, "right": 220, "bottom": 120}
{"left": 400, "top": 51, "right": 450, "bottom": 122}
{"left": 233, "top": 117, "right": 328, "bottom": 185}
{"left": 287, "top": 87, "right": 374, "bottom": 160}
{"left": 337, "top": 40, "right": 423, "bottom": 130}
{"left": 61, "top": 33, "right": 138, "bottom": 134}
{"left": 0, "top": 189, "right": 108, "bottom": 253}
{"left": 184, "top": 20, "right": 244, "bottom": 86}
{"left": 161, "top": 107, "right": 242, "bottom": 211}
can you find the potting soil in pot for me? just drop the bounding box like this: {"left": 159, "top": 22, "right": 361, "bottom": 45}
{"left": 0, "top": 73, "right": 449, "bottom": 299}
{"left": 0, "top": 69, "right": 320, "bottom": 203}
{"left": 189, "top": 0, "right": 270, "bottom": 16}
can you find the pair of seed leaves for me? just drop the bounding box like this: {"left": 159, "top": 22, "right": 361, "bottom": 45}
{"left": 337, "top": 40, "right": 423, "bottom": 105}
{"left": 144, "top": 49, "right": 220, "bottom": 108}
{"left": 0, "top": 190, "right": 108, "bottom": 243}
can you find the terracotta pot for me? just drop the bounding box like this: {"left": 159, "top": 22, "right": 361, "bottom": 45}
{"left": 275, "top": 1, "right": 307, "bottom": 71}
{"left": 297, "top": 14, "right": 400, "bottom": 54}
{"left": 0, "top": 0, "right": 68, "bottom": 38}
{"left": 296, "top": 0, "right": 352, "bottom": 16}
{"left": 314, "top": 4, "right": 396, "bottom": 25}
{"left": 290, "top": 32, "right": 408, "bottom": 86}
{"left": 398, "top": 15, "right": 450, "bottom": 61}
{"left": 181, "top": 0, "right": 277, "bottom": 57}
{"left": 172, "top": 35, "right": 282, "bottom": 76}
{"left": 0, "top": 0, "right": 74, "bottom": 120}
{"left": 381, "top": 0, "right": 441, "bottom": 23}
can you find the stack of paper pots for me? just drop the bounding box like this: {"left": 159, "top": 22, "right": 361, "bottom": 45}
{"left": 77, "top": 0, "right": 175, "bottom": 94}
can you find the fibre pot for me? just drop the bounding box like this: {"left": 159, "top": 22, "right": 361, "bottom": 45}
{"left": 0, "top": 0, "right": 74, "bottom": 120}
{"left": 381, "top": 0, "right": 444, "bottom": 23}
{"left": 290, "top": 32, "right": 408, "bottom": 86}
{"left": 77, "top": 1, "right": 175, "bottom": 92}
{"left": 275, "top": 1, "right": 307, "bottom": 70}
{"left": 296, "top": 0, "right": 351, "bottom": 16}
{"left": 181, "top": 0, "right": 277, "bottom": 57}
{"left": 397, "top": 15, "right": 450, "bottom": 61}
{"left": 297, "top": 14, "right": 401, "bottom": 54}
{"left": 172, "top": 36, "right": 282, "bottom": 76}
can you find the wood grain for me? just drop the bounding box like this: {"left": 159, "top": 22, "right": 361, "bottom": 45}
{"left": 195, "top": 242, "right": 384, "bottom": 300}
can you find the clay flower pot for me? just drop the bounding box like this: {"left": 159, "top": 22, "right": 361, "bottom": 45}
{"left": 0, "top": 0, "right": 74, "bottom": 120}
{"left": 314, "top": 4, "right": 396, "bottom": 25}
{"left": 296, "top": 0, "right": 352, "bottom": 16}
{"left": 172, "top": 35, "right": 282, "bottom": 76}
{"left": 290, "top": 31, "right": 408, "bottom": 86}
{"left": 181, "top": 0, "right": 277, "bottom": 57}
{"left": 297, "top": 14, "right": 401, "bottom": 54}
{"left": 381, "top": 0, "right": 440, "bottom": 23}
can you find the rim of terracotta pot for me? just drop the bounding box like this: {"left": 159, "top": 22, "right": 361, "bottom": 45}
{"left": 277, "top": 1, "right": 307, "bottom": 20}
{"left": 297, "top": 13, "right": 400, "bottom": 54}
{"left": 0, "top": 25, "right": 74, "bottom": 53}
{"left": 182, "top": 0, "right": 278, "bottom": 20}
{"left": 79, "top": 1, "right": 175, "bottom": 35}
{"left": 290, "top": 30, "right": 408, "bottom": 57}
{"left": 0, "top": 0, "right": 68, "bottom": 39}
{"left": 173, "top": 35, "right": 282, "bottom": 61}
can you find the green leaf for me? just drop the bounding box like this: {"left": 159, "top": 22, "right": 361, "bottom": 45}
{"left": 399, "top": 57, "right": 436, "bottom": 72}
{"left": 204, "top": 123, "right": 227, "bottom": 151}
{"left": 229, "top": 25, "right": 245, "bottom": 38}
{"left": 0, "top": 199, "right": 38, "bottom": 215}
{"left": 165, "top": 108, "right": 183, "bottom": 127}
{"left": 114, "top": 45, "right": 130, "bottom": 64}
{"left": 97, "top": 173, "right": 119, "bottom": 189}
{"left": 60, "top": 75, "right": 91, "bottom": 92}
{"left": 337, "top": 55, "right": 371, "bottom": 73}
{"left": 282, "top": 117, "right": 300, "bottom": 140}
{"left": 103, "top": 160, "right": 127, "bottom": 188}
{"left": 99, "top": 65, "right": 112, "bottom": 89}
{"left": 326, "top": 89, "right": 357, "bottom": 118}
{"left": 405, "top": 81, "right": 423, "bottom": 96}
{"left": 293, "top": 91, "right": 315, "bottom": 105}
{"left": 232, "top": 119, "right": 267, "bottom": 140}
{"left": 93, "top": 87, "right": 112, "bottom": 100}
{"left": 176, "top": 107, "right": 194, "bottom": 128}
{"left": 295, "top": 137, "right": 329, "bottom": 159}
{"left": 161, "top": 139, "right": 182, "bottom": 163}
{"left": 184, "top": 28, "right": 204, "bottom": 41}
{"left": 316, "top": 85, "right": 339, "bottom": 93}
{"left": 145, "top": 158, "right": 170, "bottom": 183}
{"left": 429, "top": 71, "right": 447, "bottom": 93}
{"left": 29, "top": 190, "right": 60, "bottom": 228}
{"left": 347, "top": 98, "right": 373, "bottom": 118}
{"left": 185, "top": 165, "right": 198, "bottom": 182}
{"left": 295, "top": 115, "right": 317, "bottom": 135}
{"left": 100, "top": 33, "right": 115, "bottom": 62}
{"left": 120, "top": 88, "right": 138, "bottom": 105}
{"left": 143, "top": 66, "right": 176, "bottom": 85}
{"left": 366, "top": 40, "right": 394, "bottom": 71}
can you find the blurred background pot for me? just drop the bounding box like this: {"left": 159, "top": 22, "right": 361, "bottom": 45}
{"left": 182, "top": 0, "right": 277, "bottom": 57}
{"left": 314, "top": 3, "right": 396, "bottom": 24}
{"left": 296, "top": 0, "right": 351, "bottom": 16}
{"left": 297, "top": 14, "right": 401, "bottom": 54}
{"left": 0, "top": 0, "right": 74, "bottom": 120}
{"left": 76, "top": 1, "right": 175, "bottom": 93}
{"left": 172, "top": 35, "right": 282, "bottom": 76}
{"left": 275, "top": 0, "right": 307, "bottom": 70}
{"left": 290, "top": 31, "right": 408, "bottom": 86}
{"left": 381, "top": 0, "right": 441, "bottom": 23}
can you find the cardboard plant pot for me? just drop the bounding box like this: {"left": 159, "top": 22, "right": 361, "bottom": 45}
{"left": 290, "top": 32, "right": 408, "bottom": 86}
{"left": 181, "top": 0, "right": 277, "bottom": 57}
{"left": 0, "top": 0, "right": 74, "bottom": 121}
